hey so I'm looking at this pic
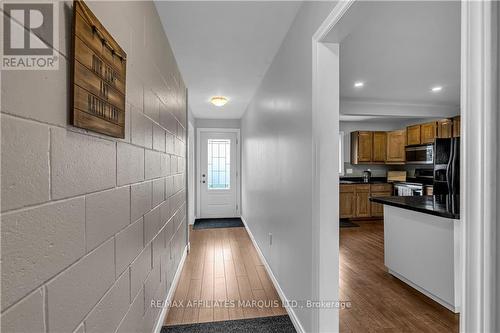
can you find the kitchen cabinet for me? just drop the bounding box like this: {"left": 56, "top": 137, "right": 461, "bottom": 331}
{"left": 351, "top": 131, "right": 387, "bottom": 164}
{"left": 351, "top": 131, "right": 372, "bottom": 164}
{"left": 340, "top": 185, "right": 356, "bottom": 218}
{"left": 386, "top": 130, "right": 406, "bottom": 164}
{"left": 420, "top": 122, "right": 437, "bottom": 144}
{"left": 437, "top": 119, "right": 453, "bottom": 138}
{"left": 406, "top": 125, "right": 421, "bottom": 146}
{"left": 370, "top": 184, "right": 393, "bottom": 217}
{"left": 355, "top": 184, "right": 371, "bottom": 218}
{"left": 452, "top": 116, "right": 461, "bottom": 137}
{"left": 340, "top": 183, "right": 392, "bottom": 219}
{"left": 372, "top": 131, "right": 387, "bottom": 162}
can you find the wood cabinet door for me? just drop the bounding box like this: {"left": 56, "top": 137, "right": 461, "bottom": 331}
{"left": 340, "top": 185, "right": 356, "bottom": 218}
{"left": 437, "top": 119, "right": 453, "bottom": 138}
{"left": 420, "top": 122, "right": 437, "bottom": 143}
{"left": 452, "top": 116, "right": 461, "bottom": 137}
{"left": 357, "top": 131, "right": 373, "bottom": 162}
{"left": 370, "top": 191, "right": 392, "bottom": 217}
{"left": 386, "top": 130, "right": 406, "bottom": 163}
{"left": 372, "top": 131, "right": 387, "bottom": 162}
{"left": 406, "top": 125, "right": 421, "bottom": 145}
{"left": 355, "top": 185, "right": 371, "bottom": 218}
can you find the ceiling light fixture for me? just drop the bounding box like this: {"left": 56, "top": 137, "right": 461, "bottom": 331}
{"left": 210, "top": 96, "right": 228, "bottom": 107}
{"left": 431, "top": 86, "right": 443, "bottom": 92}
{"left": 354, "top": 81, "right": 364, "bottom": 88}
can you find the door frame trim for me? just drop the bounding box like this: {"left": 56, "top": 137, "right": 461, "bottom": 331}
{"left": 196, "top": 128, "right": 241, "bottom": 219}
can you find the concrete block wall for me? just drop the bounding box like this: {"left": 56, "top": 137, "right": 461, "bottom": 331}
{"left": 1, "top": 1, "right": 187, "bottom": 332}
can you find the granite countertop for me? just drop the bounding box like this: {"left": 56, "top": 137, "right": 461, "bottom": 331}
{"left": 370, "top": 195, "right": 460, "bottom": 219}
{"left": 339, "top": 177, "right": 389, "bottom": 184}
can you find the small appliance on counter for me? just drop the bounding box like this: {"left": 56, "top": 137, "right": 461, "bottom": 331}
{"left": 362, "top": 169, "right": 372, "bottom": 183}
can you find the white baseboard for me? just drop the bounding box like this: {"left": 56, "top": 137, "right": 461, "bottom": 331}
{"left": 153, "top": 245, "right": 188, "bottom": 333}
{"left": 388, "top": 269, "right": 460, "bottom": 313}
{"left": 240, "top": 216, "right": 305, "bottom": 333}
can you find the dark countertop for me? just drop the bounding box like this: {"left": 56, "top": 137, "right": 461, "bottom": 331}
{"left": 340, "top": 177, "right": 389, "bottom": 184}
{"left": 370, "top": 195, "right": 460, "bottom": 219}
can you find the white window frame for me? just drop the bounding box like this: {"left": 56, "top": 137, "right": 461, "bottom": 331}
{"left": 339, "top": 131, "right": 345, "bottom": 176}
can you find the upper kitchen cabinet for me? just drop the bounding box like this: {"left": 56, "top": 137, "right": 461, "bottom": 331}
{"left": 437, "top": 118, "right": 453, "bottom": 138}
{"left": 420, "top": 121, "right": 437, "bottom": 143}
{"left": 406, "top": 125, "right": 421, "bottom": 145}
{"left": 386, "top": 129, "right": 406, "bottom": 164}
{"left": 351, "top": 131, "right": 373, "bottom": 164}
{"left": 351, "top": 131, "right": 388, "bottom": 164}
{"left": 452, "top": 116, "right": 461, "bottom": 137}
{"left": 372, "top": 131, "right": 387, "bottom": 162}
{"left": 406, "top": 122, "right": 437, "bottom": 145}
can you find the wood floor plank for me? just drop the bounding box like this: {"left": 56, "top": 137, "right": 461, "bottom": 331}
{"left": 213, "top": 276, "right": 229, "bottom": 321}
{"left": 224, "top": 257, "right": 245, "bottom": 320}
{"left": 181, "top": 278, "right": 202, "bottom": 324}
{"left": 198, "top": 261, "right": 214, "bottom": 323}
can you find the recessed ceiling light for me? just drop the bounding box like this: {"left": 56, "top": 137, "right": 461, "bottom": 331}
{"left": 210, "top": 96, "right": 228, "bottom": 107}
{"left": 431, "top": 86, "right": 443, "bottom": 92}
{"left": 354, "top": 81, "right": 364, "bottom": 88}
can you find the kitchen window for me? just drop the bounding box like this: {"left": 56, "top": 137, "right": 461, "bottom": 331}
{"left": 339, "top": 132, "right": 344, "bottom": 175}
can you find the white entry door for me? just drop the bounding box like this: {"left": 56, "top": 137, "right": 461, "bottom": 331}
{"left": 198, "top": 130, "right": 239, "bottom": 218}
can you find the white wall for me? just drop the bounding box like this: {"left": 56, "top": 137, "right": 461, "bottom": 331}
{"left": 1, "top": 2, "right": 187, "bottom": 332}
{"left": 241, "top": 2, "right": 336, "bottom": 331}
{"left": 195, "top": 118, "right": 241, "bottom": 129}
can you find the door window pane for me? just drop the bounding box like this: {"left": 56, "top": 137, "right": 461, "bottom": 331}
{"left": 207, "top": 139, "right": 230, "bottom": 189}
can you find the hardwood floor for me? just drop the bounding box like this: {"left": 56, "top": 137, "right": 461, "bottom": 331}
{"left": 339, "top": 221, "right": 459, "bottom": 333}
{"left": 164, "top": 226, "right": 287, "bottom": 326}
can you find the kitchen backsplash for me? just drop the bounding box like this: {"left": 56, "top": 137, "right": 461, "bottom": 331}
{"left": 341, "top": 163, "right": 432, "bottom": 178}
{"left": 342, "top": 163, "right": 390, "bottom": 177}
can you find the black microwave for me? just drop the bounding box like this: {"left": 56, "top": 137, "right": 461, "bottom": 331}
{"left": 405, "top": 144, "right": 434, "bottom": 164}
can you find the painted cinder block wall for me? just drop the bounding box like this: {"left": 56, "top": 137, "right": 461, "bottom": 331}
{"left": 1, "top": 1, "right": 187, "bottom": 332}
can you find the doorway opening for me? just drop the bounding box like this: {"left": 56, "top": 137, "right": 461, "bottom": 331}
{"left": 196, "top": 128, "right": 241, "bottom": 219}
{"left": 313, "top": 0, "right": 498, "bottom": 332}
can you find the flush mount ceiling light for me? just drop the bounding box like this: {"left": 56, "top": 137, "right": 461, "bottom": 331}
{"left": 354, "top": 81, "right": 364, "bottom": 88}
{"left": 431, "top": 86, "right": 443, "bottom": 92}
{"left": 210, "top": 96, "right": 228, "bottom": 107}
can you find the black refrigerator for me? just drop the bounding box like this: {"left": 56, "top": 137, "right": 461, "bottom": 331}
{"left": 433, "top": 138, "right": 460, "bottom": 195}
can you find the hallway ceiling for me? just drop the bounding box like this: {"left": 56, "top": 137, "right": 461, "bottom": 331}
{"left": 155, "top": 1, "right": 302, "bottom": 119}
{"left": 325, "top": 1, "right": 461, "bottom": 113}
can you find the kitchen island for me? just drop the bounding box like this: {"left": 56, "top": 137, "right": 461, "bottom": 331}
{"left": 370, "top": 195, "right": 461, "bottom": 313}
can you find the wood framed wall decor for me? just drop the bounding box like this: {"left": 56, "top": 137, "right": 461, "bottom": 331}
{"left": 71, "top": 0, "right": 127, "bottom": 138}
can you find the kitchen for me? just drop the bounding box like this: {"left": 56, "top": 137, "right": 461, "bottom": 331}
{"left": 340, "top": 118, "right": 461, "bottom": 311}
{"left": 335, "top": 1, "right": 461, "bottom": 331}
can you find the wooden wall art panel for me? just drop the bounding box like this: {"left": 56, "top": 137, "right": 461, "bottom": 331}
{"left": 71, "top": 0, "right": 127, "bottom": 138}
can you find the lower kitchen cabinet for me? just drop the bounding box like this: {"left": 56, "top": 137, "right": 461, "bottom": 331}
{"left": 355, "top": 185, "right": 371, "bottom": 218}
{"left": 370, "top": 191, "right": 392, "bottom": 217}
{"left": 340, "top": 185, "right": 356, "bottom": 218}
{"left": 340, "top": 183, "right": 393, "bottom": 219}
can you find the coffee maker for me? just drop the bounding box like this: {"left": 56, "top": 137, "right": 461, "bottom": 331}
{"left": 362, "top": 169, "right": 372, "bottom": 183}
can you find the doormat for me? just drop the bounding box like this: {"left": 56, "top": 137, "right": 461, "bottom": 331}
{"left": 193, "top": 217, "right": 244, "bottom": 230}
{"left": 161, "top": 315, "right": 296, "bottom": 333}
{"left": 340, "top": 220, "right": 360, "bottom": 228}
